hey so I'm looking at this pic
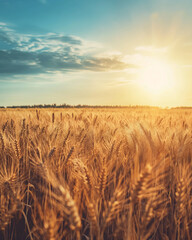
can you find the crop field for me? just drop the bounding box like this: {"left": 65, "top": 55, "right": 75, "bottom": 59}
{"left": 0, "top": 108, "right": 192, "bottom": 240}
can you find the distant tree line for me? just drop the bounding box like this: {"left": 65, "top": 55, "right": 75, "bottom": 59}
{"left": 2, "top": 104, "right": 192, "bottom": 109}
{"left": 0, "top": 104, "right": 164, "bottom": 109}
{"left": 6, "top": 103, "right": 71, "bottom": 109}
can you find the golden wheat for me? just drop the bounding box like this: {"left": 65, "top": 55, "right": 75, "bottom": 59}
{"left": 0, "top": 107, "right": 191, "bottom": 239}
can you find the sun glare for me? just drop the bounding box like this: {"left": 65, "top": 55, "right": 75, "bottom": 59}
{"left": 136, "top": 58, "right": 175, "bottom": 95}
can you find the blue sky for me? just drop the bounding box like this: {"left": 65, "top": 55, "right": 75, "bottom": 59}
{"left": 0, "top": 0, "right": 192, "bottom": 106}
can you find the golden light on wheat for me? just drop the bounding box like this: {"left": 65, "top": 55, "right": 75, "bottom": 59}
{"left": 0, "top": 107, "right": 191, "bottom": 240}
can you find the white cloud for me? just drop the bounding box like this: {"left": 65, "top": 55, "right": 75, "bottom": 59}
{"left": 0, "top": 23, "right": 133, "bottom": 75}
{"left": 122, "top": 54, "right": 149, "bottom": 66}
{"left": 0, "top": 22, "right": 7, "bottom": 26}
{"left": 135, "top": 45, "right": 168, "bottom": 54}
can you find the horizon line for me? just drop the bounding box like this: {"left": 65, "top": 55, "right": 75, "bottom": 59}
{"left": 1, "top": 104, "right": 192, "bottom": 109}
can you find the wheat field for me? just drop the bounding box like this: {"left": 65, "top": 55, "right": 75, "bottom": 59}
{"left": 0, "top": 107, "right": 191, "bottom": 240}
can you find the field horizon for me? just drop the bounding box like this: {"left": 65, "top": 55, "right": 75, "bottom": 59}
{"left": 1, "top": 103, "right": 192, "bottom": 110}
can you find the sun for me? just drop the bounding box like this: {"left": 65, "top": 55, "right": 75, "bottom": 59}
{"left": 136, "top": 58, "right": 175, "bottom": 95}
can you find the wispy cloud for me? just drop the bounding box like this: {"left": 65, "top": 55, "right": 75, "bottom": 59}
{"left": 135, "top": 45, "right": 168, "bottom": 54}
{"left": 0, "top": 23, "right": 133, "bottom": 76}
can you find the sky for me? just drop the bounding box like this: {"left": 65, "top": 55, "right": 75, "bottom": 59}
{"left": 0, "top": 0, "right": 192, "bottom": 107}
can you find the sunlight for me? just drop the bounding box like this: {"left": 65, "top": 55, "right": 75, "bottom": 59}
{"left": 136, "top": 58, "right": 175, "bottom": 95}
